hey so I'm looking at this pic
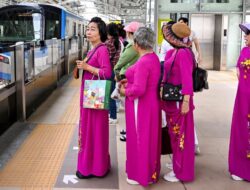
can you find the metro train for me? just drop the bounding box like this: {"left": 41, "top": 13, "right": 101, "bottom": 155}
{"left": 0, "top": 2, "right": 88, "bottom": 81}
{"left": 0, "top": 3, "right": 88, "bottom": 133}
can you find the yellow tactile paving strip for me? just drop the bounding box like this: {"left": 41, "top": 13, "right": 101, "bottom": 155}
{"left": 0, "top": 124, "right": 75, "bottom": 190}
{"left": 0, "top": 78, "right": 81, "bottom": 190}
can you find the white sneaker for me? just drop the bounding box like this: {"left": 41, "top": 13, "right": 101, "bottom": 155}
{"left": 109, "top": 118, "right": 118, "bottom": 124}
{"left": 163, "top": 171, "right": 179, "bottom": 182}
{"left": 126, "top": 178, "right": 139, "bottom": 185}
{"left": 195, "top": 145, "right": 201, "bottom": 155}
{"left": 166, "top": 162, "right": 173, "bottom": 170}
{"left": 231, "top": 174, "right": 243, "bottom": 181}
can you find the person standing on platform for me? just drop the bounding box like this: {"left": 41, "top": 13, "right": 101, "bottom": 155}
{"left": 76, "top": 17, "right": 112, "bottom": 179}
{"left": 114, "top": 21, "right": 142, "bottom": 141}
{"left": 178, "top": 17, "right": 202, "bottom": 155}
{"left": 161, "top": 22, "right": 195, "bottom": 182}
{"left": 105, "top": 23, "right": 121, "bottom": 124}
{"left": 159, "top": 21, "right": 175, "bottom": 129}
{"left": 228, "top": 23, "right": 250, "bottom": 182}
{"left": 119, "top": 27, "right": 161, "bottom": 186}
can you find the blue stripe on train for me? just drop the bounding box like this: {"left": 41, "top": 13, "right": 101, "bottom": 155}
{"left": 61, "top": 10, "right": 66, "bottom": 39}
{"left": 1, "top": 52, "right": 11, "bottom": 57}
{"left": 0, "top": 72, "right": 11, "bottom": 80}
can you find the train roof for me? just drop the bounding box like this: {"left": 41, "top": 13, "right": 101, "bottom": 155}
{"left": 0, "top": 2, "right": 87, "bottom": 21}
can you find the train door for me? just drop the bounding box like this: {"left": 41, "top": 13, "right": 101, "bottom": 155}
{"left": 190, "top": 14, "right": 215, "bottom": 70}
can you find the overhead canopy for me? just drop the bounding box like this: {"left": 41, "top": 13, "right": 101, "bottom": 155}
{"left": 5, "top": 0, "right": 147, "bottom": 24}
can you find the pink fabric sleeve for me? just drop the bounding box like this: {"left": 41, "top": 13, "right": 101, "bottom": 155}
{"left": 97, "top": 46, "right": 112, "bottom": 79}
{"left": 178, "top": 49, "right": 194, "bottom": 96}
{"left": 125, "top": 61, "right": 149, "bottom": 100}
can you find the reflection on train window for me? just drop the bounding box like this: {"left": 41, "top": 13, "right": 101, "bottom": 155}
{"left": 45, "top": 11, "right": 60, "bottom": 39}
{"left": 0, "top": 10, "right": 42, "bottom": 42}
{"left": 34, "top": 46, "right": 50, "bottom": 75}
{"left": 24, "top": 47, "right": 34, "bottom": 82}
{"left": 32, "top": 13, "right": 42, "bottom": 40}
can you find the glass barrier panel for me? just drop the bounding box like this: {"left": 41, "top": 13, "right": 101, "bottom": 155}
{"left": 24, "top": 43, "right": 34, "bottom": 82}
{"left": 158, "top": 0, "right": 199, "bottom": 13}
{"left": 201, "top": 0, "right": 243, "bottom": 12}
{"left": 34, "top": 42, "right": 50, "bottom": 75}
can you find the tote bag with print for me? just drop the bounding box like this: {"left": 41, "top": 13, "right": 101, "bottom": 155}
{"left": 83, "top": 79, "right": 111, "bottom": 110}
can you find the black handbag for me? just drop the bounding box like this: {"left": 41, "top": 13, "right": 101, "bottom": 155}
{"left": 193, "top": 66, "right": 209, "bottom": 92}
{"left": 161, "top": 50, "right": 183, "bottom": 102}
{"left": 190, "top": 50, "right": 209, "bottom": 92}
{"left": 162, "top": 83, "right": 183, "bottom": 101}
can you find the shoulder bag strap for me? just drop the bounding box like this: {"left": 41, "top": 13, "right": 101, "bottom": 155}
{"left": 165, "top": 49, "right": 179, "bottom": 83}
{"left": 187, "top": 47, "right": 198, "bottom": 69}
{"left": 81, "top": 43, "right": 104, "bottom": 79}
{"left": 86, "top": 43, "right": 105, "bottom": 63}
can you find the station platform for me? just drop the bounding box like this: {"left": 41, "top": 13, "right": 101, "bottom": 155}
{"left": 0, "top": 70, "right": 249, "bottom": 190}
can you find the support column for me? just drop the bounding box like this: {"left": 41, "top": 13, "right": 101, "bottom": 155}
{"left": 15, "top": 42, "right": 26, "bottom": 121}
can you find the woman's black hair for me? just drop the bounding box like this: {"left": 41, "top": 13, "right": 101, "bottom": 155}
{"left": 117, "top": 24, "right": 126, "bottom": 39}
{"left": 89, "top": 17, "right": 107, "bottom": 42}
{"left": 178, "top": 17, "right": 189, "bottom": 24}
{"left": 107, "top": 23, "right": 120, "bottom": 50}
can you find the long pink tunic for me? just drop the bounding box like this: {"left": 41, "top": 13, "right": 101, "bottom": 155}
{"left": 229, "top": 46, "right": 250, "bottom": 181}
{"left": 77, "top": 44, "right": 112, "bottom": 176}
{"left": 162, "top": 48, "right": 195, "bottom": 182}
{"left": 125, "top": 52, "right": 161, "bottom": 186}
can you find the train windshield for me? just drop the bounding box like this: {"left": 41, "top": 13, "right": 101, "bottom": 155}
{"left": 0, "top": 9, "right": 42, "bottom": 42}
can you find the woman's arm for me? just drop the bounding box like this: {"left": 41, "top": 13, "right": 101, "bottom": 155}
{"left": 77, "top": 47, "right": 112, "bottom": 79}
{"left": 178, "top": 49, "right": 194, "bottom": 115}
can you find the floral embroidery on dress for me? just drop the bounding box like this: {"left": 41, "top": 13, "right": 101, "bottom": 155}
{"left": 152, "top": 171, "right": 157, "bottom": 181}
{"left": 173, "top": 124, "right": 180, "bottom": 135}
{"left": 179, "top": 134, "right": 185, "bottom": 150}
{"left": 169, "top": 117, "right": 185, "bottom": 151}
{"left": 241, "top": 59, "right": 250, "bottom": 79}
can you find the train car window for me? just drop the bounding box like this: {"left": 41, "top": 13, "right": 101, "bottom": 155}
{"left": 0, "top": 9, "right": 42, "bottom": 43}
{"left": 66, "top": 19, "right": 70, "bottom": 36}
{"left": 32, "top": 13, "right": 42, "bottom": 40}
{"left": 73, "top": 22, "right": 76, "bottom": 36}
{"left": 43, "top": 7, "right": 61, "bottom": 40}
{"left": 78, "top": 24, "right": 81, "bottom": 36}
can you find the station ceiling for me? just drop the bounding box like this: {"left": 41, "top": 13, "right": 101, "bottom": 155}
{"left": 8, "top": 0, "right": 147, "bottom": 23}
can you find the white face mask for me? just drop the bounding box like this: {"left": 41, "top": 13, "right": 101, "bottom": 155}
{"left": 127, "top": 38, "right": 134, "bottom": 44}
